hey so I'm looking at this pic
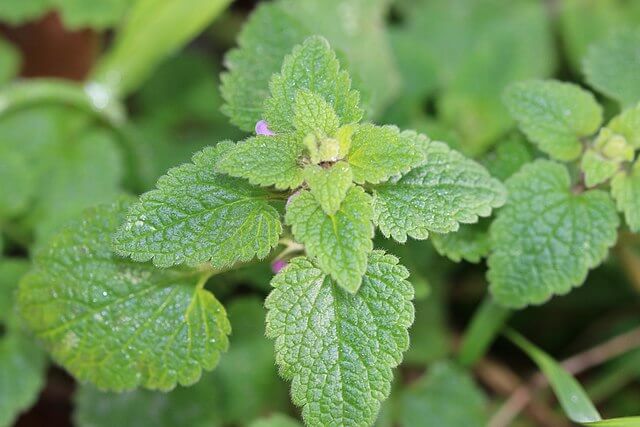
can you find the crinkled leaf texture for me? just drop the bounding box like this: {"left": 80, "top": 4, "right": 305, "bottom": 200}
{"left": 73, "top": 297, "right": 287, "bottom": 427}
{"left": 265, "top": 251, "right": 414, "bottom": 427}
{"left": 584, "top": 29, "right": 640, "bottom": 108}
{"left": 18, "top": 200, "right": 231, "bottom": 391}
{"left": 216, "top": 134, "right": 304, "bottom": 190}
{"left": 113, "top": 143, "right": 282, "bottom": 269}
{"left": 400, "top": 361, "right": 487, "bottom": 427}
{"left": 286, "top": 186, "right": 373, "bottom": 293}
{"left": 503, "top": 80, "right": 602, "bottom": 161}
{"left": 304, "top": 162, "right": 353, "bottom": 215}
{"left": 611, "top": 162, "right": 640, "bottom": 232}
{"left": 373, "top": 140, "right": 506, "bottom": 243}
{"left": 348, "top": 126, "right": 424, "bottom": 184}
{"left": 264, "top": 36, "right": 362, "bottom": 133}
{"left": 488, "top": 160, "right": 619, "bottom": 308}
{"left": 221, "top": 0, "right": 398, "bottom": 132}
{"left": 581, "top": 149, "right": 620, "bottom": 188}
{"left": 608, "top": 103, "right": 640, "bottom": 149}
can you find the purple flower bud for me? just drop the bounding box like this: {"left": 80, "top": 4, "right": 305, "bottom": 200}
{"left": 255, "top": 120, "right": 275, "bottom": 136}
{"left": 272, "top": 259, "right": 288, "bottom": 273}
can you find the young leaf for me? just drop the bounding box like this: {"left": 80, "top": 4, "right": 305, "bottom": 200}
{"left": 581, "top": 149, "right": 620, "bottom": 188}
{"left": 265, "top": 251, "right": 414, "bottom": 426}
{"left": 285, "top": 186, "right": 373, "bottom": 293}
{"left": 264, "top": 36, "right": 362, "bottom": 134}
{"left": 608, "top": 103, "right": 640, "bottom": 149}
{"left": 220, "top": 0, "right": 398, "bottom": 131}
{"left": 304, "top": 162, "right": 353, "bottom": 215}
{"left": 611, "top": 162, "right": 640, "bottom": 232}
{"left": 488, "top": 160, "right": 619, "bottom": 308}
{"left": 399, "top": 361, "right": 488, "bottom": 427}
{"left": 583, "top": 30, "right": 640, "bottom": 108}
{"left": 216, "top": 134, "right": 305, "bottom": 190}
{"left": 18, "top": 200, "right": 231, "bottom": 391}
{"left": 503, "top": 80, "right": 603, "bottom": 161}
{"left": 113, "top": 143, "right": 282, "bottom": 269}
{"left": 348, "top": 126, "right": 424, "bottom": 184}
{"left": 293, "top": 88, "right": 340, "bottom": 137}
{"left": 0, "top": 332, "right": 47, "bottom": 427}
{"left": 373, "top": 141, "right": 506, "bottom": 243}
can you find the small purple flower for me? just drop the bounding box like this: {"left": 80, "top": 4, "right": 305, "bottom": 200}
{"left": 255, "top": 120, "right": 275, "bottom": 136}
{"left": 271, "top": 259, "right": 288, "bottom": 273}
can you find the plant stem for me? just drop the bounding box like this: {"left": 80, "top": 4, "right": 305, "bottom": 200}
{"left": 458, "top": 296, "right": 512, "bottom": 367}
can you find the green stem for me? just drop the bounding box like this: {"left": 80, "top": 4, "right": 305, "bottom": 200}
{"left": 91, "top": 0, "right": 234, "bottom": 99}
{"left": 0, "top": 78, "right": 125, "bottom": 126}
{"left": 458, "top": 296, "right": 512, "bottom": 367}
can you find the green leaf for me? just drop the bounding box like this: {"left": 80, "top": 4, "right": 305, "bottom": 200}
{"left": 584, "top": 30, "right": 640, "bottom": 108}
{"left": 504, "top": 80, "right": 603, "bottom": 161}
{"left": 265, "top": 251, "right": 414, "bottom": 426}
{"left": 0, "top": 259, "right": 30, "bottom": 324}
{"left": 18, "top": 200, "right": 231, "bottom": 391}
{"left": 394, "top": 0, "right": 554, "bottom": 155}
{"left": 304, "top": 162, "right": 353, "bottom": 215}
{"left": 0, "top": 258, "right": 45, "bottom": 427}
{"left": 488, "top": 160, "right": 619, "bottom": 308}
{"left": 0, "top": 143, "right": 36, "bottom": 219}
{"left": 0, "top": 39, "right": 20, "bottom": 85}
{"left": 294, "top": 88, "right": 340, "bottom": 137}
{"left": 0, "top": 0, "right": 49, "bottom": 25}
{"left": 399, "top": 361, "right": 488, "bottom": 427}
{"left": 505, "top": 329, "right": 601, "bottom": 423}
{"left": 249, "top": 414, "right": 302, "bottom": 427}
{"left": 0, "top": 332, "right": 47, "bottom": 427}
{"left": 559, "top": 0, "right": 640, "bottom": 73}
{"left": 220, "top": 0, "right": 399, "bottom": 132}
{"left": 286, "top": 186, "right": 373, "bottom": 293}
{"left": 217, "top": 135, "right": 305, "bottom": 190}
{"left": 508, "top": 329, "right": 640, "bottom": 426}
{"left": 113, "top": 143, "right": 282, "bottom": 269}
{"left": 431, "top": 219, "right": 491, "bottom": 264}
{"left": 373, "top": 141, "right": 506, "bottom": 243}
{"left": 0, "top": 106, "right": 124, "bottom": 243}
{"left": 611, "top": 162, "right": 640, "bottom": 232}
{"left": 73, "top": 297, "right": 288, "bottom": 426}
{"left": 482, "top": 133, "right": 534, "bottom": 181}
{"left": 348, "top": 126, "right": 425, "bottom": 185}
{"left": 74, "top": 380, "right": 223, "bottom": 427}
{"left": 53, "top": 0, "right": 129, "bottom": 29}
{"left": 608, "top": 103, "right": 640, "bottom": 149}
{"left": 28, "top": 128, "right": 124, "bottom": 242}
{"left": 264, "top": 36, "right": 362, "bottom": 134}
{"left": 581, "top": 149, "right": 621, "bottom": 188}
